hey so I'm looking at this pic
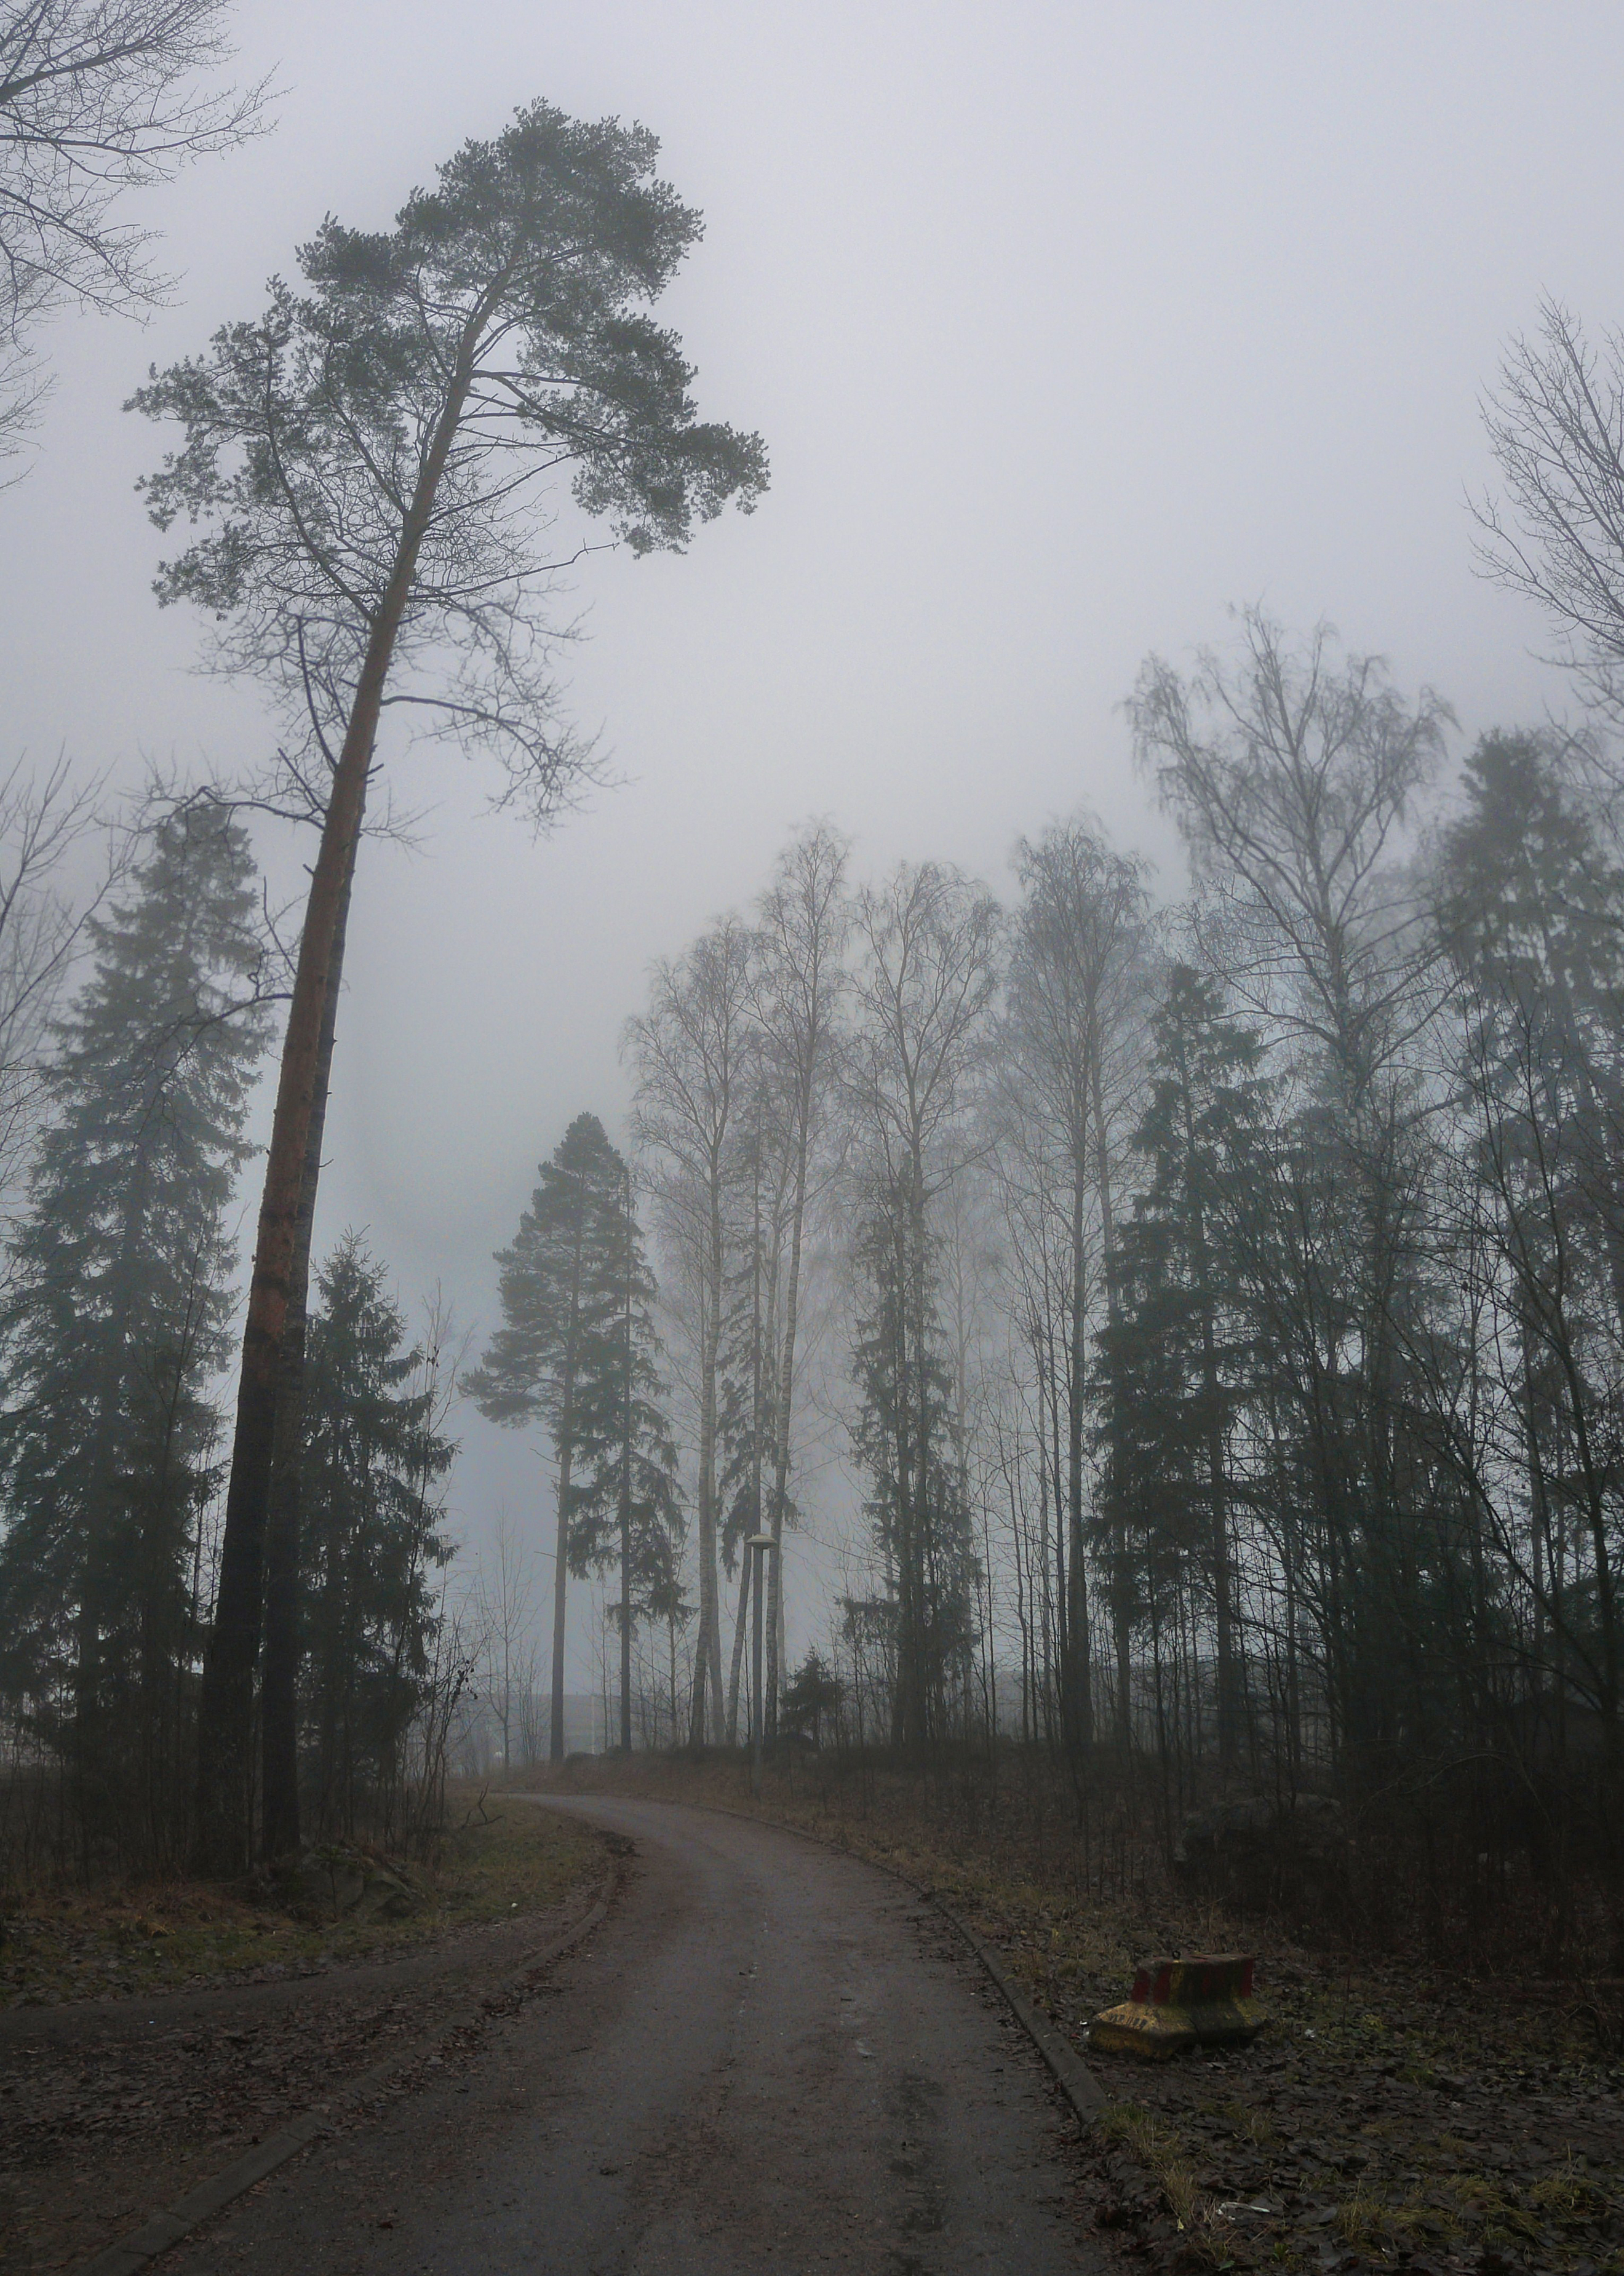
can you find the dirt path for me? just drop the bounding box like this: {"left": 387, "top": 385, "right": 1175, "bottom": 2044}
{"left": 0, "top": 1828, "right": 610, "bottom": 2275}
{"left": 156, "top": 1793, "right": 1099, "bottom": 2274}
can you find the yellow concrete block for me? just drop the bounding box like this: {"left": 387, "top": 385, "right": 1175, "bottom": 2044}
{"left": 1088, "top": 1954, "right": 1266, "bottom": 2061}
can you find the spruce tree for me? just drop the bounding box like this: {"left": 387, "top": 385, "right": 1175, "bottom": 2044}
{"left": 1094, "top": 966, "right": 1270, "bottom": 1768}
{"left": 564, "top": 1153, "right": 683, "bottom": 1749}
{"left": 298, "top": 1235, "right": 456, "bottom": 1839}
{"left": 0, "top": 805, "right": 268, "bottom": 1862}
{"left": 467, "top": 1113, "right": 682, "bottom": 1758}
{"left": 850, "top": 1185, "right": 979, "bottom": 1749}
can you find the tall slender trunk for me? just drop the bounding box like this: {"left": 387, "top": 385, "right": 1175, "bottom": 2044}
{"left": 906, "top": 1157, "right": 933, "bottom": 1748}
{"left": 1040, "top": 1304, "right": 1067, "bottom": 1746}
{"left": 766, "top": 1089, "right": 810, "bottom": 1739}
{"left": 687, "top": 1150, "right": 726, "bottom": 1743}
{"left": 620, "top": 1166, "right": 634, "bottom": 1753}
{"left": 549, "top": 1209, "right": 585, "bottom": 1764}
{"left": 889, "top": 1206, "right": 915, "bottom": 1748}
{"left": 1091, "top": 1033, "right": 1129, "bottom": 1750}
{"left": 260, "top": 837, "right": 360, "bottom": 1860}
{"left": 726, "top": 1554, "right": 750, "bottom": 1743}
{"left": 1066, "top": 1152, "right": 1093, "bottom": 1753}
{"left": 194, "top": 324, "right": 487, "bottom": 1874}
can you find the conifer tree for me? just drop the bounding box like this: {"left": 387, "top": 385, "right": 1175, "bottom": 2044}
{"left": 297, "top": 1235, "right": 456, "bottom": 1838}
{"left": 134, "top": 102, "right": 765, "bottom": 1869}
{"left": 0, "top": 804, "right": 268, "bottom": 1861}
{"left": 566, "top": 1153, "right": 683, "bottom": 1749}
{"left": 467, "top": 1113, "right": 682, "bottom": 1759}
{"left": 850, "top": 1185, "right": 980, "bottom": 1748}
{"left": 1094, "top": 966, "right": 1270, "bottom": 1767}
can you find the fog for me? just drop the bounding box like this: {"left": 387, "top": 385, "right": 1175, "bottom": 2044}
{"left": 4, "top": 0, "right": 1620, "bottom": 1687}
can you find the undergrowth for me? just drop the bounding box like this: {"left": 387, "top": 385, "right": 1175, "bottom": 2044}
{"left": 0, "top": 1788, "right": 598, "bottom": 2008}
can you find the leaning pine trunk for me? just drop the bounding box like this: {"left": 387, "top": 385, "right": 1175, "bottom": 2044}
{"left": 260, "top": 838, "right": 360, "bottom": 1861}
{"left": 194, "top": 342, "right": 480, "bottom": 1876}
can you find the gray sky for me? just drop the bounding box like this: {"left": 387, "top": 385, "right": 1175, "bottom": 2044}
{"left": 4, "top": 0, "right": 1620, "bottom": 1680}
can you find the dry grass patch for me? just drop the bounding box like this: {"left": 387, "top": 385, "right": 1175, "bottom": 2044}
{"left": 1100, "top": 2103, "right": 1240, "bottom": 2266}
{"left": 0, "top": 1789, "right": 599, "bottom": 2008}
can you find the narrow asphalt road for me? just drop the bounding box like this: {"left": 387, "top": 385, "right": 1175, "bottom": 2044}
{"left": 162, "top": 1794, "right": 1100, "bottom": 2275}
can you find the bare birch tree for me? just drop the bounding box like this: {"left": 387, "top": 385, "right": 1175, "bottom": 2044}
{"left": 845, "top": 862, "right": 999, "bottom": 1747}
{"left": 751, "top": 822, "right": 849, "bottom": 1731}
{"left": 0, "top": 0, "right": 268, "bottom": 466}
{"left": 1475, "top": 298, "right": 1624, "bottom": 716}
{"left": 999, "top": 818, "right": 1153, "bottom": 1753}
{"left": 627, "top": 915, "right": 755, "bottom": 1743}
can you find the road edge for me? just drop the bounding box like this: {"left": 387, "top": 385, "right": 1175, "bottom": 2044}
{"left": 74, "top": 1850, "right": 621, "bottom": 2276}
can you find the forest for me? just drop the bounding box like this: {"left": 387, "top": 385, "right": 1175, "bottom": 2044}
{"left": 2, "top": 10, "right": 1623, "bottom": 1999}
{"left": 489, "top": 607, "right": 1624, "bottom": 1972}
{"left": 9, "top": 592, "right": 1624, "bottom": 1975}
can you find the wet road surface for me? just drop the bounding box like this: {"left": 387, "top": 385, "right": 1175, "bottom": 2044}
{"left": 164, "top": 1794, "right": 1098, "bottom": 2274}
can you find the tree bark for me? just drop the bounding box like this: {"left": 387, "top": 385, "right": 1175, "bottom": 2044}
{"left": 1065, "top": 1153, "right": 1093, "bottom": 1753}
{"left": 620, "top": 1163, "right": 634, "bottom": 1754}
{"left": 260, "top": 836, "right": 359, "bottom": 1860}
{"left": 687, "top": 1153, "right": 726, "bottom": 1745}
{"left": 765, "top": 1095, "right": 808, "bottom": 1740}
{"left": 1091, "top": 1031, "right": 1131, "bottom": 1752}
{"left": 549, "top": 1218, "right": 584, "bottom": 1764}
{"left": 726, "top": 1553, "right": 749, "bottom": 1743}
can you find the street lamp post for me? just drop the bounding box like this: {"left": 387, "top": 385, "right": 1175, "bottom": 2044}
{"left": 746, "top": 1532, "right": 775, "bottom": 1797}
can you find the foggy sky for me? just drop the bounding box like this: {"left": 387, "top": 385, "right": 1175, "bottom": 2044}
{"left": 2, "top": 0, "right": 1618, "bottom": 1685}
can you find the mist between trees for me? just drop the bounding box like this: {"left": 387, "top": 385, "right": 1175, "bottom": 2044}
{"left": 15, "top": 636, "right": 1624, "bottom": 1967}
{"left": 458, "top": 629, "right": 1624, "bottom": 1969}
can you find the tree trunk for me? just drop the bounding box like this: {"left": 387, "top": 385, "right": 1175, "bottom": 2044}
{"left": 619, "top": 1160, "right": 634, "bottom": 1754}
{"left": 688, "top": 1157, "right": 726, "bottom": 1745}
{"left": 260, "top": 837, "right": 359, "bottom": 1861}
{"left": 765, "top": 1088, "right": 811, "bottom": 1742}
{"left": 549, "top": 1213, "right": 585, "bottom": 1764}
{"left": 726, "top": 1553, "right": 749, "bottom": 1743}
{"left": 1091, "top": 1033, "right": 1130, "bottom": 1751}
{"left": 1065, "top": 1155, "right": 1093, "bottom": 1753}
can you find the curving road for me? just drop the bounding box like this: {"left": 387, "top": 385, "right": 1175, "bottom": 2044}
{"left": 166, "top": 1794, "right": 1099, "bottom": 2274}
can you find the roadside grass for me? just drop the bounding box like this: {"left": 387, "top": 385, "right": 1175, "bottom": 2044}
{"left": 1099, "top": 2101, "right": 1239, "bottom": 2266}
{"left": 1305, "top": 2156, "right": 1616, "bottom": 2263}
{"left": 0, "top": 1787, "right": 599, "bottom": 2008}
